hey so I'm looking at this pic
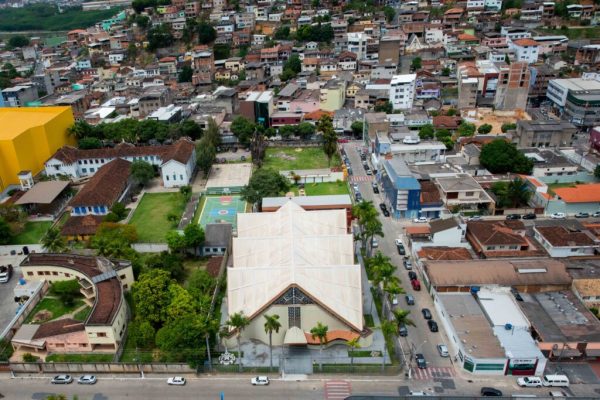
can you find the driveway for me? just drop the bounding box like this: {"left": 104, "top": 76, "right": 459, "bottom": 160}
{"left": 0, "top": 253, "right": 27, "bottom": 336}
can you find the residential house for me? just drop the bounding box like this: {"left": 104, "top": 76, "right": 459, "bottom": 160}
{"left": 435, "top": 174, "right": 494, "bottom": 212}
{"left": 534, "top": 225, "right": 599, "bottom": 258}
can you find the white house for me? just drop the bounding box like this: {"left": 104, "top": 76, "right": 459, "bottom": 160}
{"left": 509, "top": 38, "right": 540, "bottom": 64}
{"left": 347, "top": 32, "right": 369, "bottom": 60}
{"left": 45, "top": 139, "right": 196, "bottom": 188}
{"left": 534, "top": 225, "right": 599, "bottom": 258}
{"left": 389, "top": 74, "right": 417, "bottom": 110}
{"left": 484, "top": 0, "right": 502, "bottom": 11}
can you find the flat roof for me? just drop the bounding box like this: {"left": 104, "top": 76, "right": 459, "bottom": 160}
{"left": 552, "top": 77, "right": 600, "bottom": 92}
{"left": 15, "top": 181, "right": 69, "bottom": 205}
{"left": 477, "top": 288, "right": 530, "bottom": 328}
{"left": 262, "top": 194, "right": 352, "bottom": 208}
{"left": 206, "top": 163, "right": 252, "bottom": 189}
{"left": 0, "top": 107, "right": 72, "bottom": 141}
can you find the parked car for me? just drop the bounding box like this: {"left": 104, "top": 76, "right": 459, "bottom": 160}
{"left": 421, "top": 308, "right": 432, "bottom": 320}
{"left": 415, "top": 353, "right": 427, "bottom": 369}
{"left": 167, "top": 377, "right": 186, "bottom": 386}
{"left": 468, "top": 215, "right": 482, "bottom": 221}
{"left": 575, "top": 212, "right": 590, "bottom": 218}
{"left": 352, "top": 183, "right": 359, "bottom": 192}
{"left": 411, "top": 279, "right": 421, "bottom": 291}
{"left": 437, "top": 344, "right": 449, "bottom": 357}
{"left": 506, "top": 214, "right": 521, "bottom": 220}
{"left": 392, "top": 294, "right": 398, "bottom": 305}
{"left": 51, "top": 375, "right": 73, "bottom": 384}
{"left": 78, "top": 375, "right": 97, "bottom": 385}
{"left": 251, "top": 376, "right": 270, "bottom": 386}
{"left": 550, "top": 212, "right": 565, "bottom": 219}
{"left": 427, "top": 320, "right": 438, "bottom": 332}
{"left": 480, "top": 387, "right": 503, "bottom": 397}
{"left": 372, "top": 238, "right": 379, "bottom": 248}
{"left": 404, "top": 259, "right": 413, "bottom": 270}
{"left": 408, "top": 391, "right": 430, "bottom": 396}
{"left": 522, "top": 213, "right": 537, "bottom": 220}
{"left": 413, "top": 217, "right": 428, "bottom": 223}
{"left": 405, "top": 294, "right": 415, "bottom": 306}
{"left": 396, "top": 241, "right": 406, "bottom": 255}
{"left": 366, "top": 169, "right": 372, "bottom": 176}
{"left": 0, "top": 264, "right": 13, "bottom": 283}
{"left": 517, "top": 376, "right": 543, "bottom": 388}
{"left": 382, "top": 208, "right": 390, "bottom": 217}
{"left": 398, "top": 323, "right": 408, "bottom": 337}
{"left": 379, "top": 203, "right": 387, "bottom": 212}
{"left": 593, "top": 211, "right": 600, "bottom": 218}
{"left": 373, "top": 186, "right": 379, "bottom": 194}
{"left": 408, "top": 271, "right": 417, "bottom": 281}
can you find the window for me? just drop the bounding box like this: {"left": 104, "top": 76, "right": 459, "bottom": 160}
{"left": 65, "top": 273, "right": 70, "bottom": 278}
{"left": 97, "top": 332, "right": 107, "bottom": 337}
{"left": 288, "top": 306, "right": 301, "bottom": 328}
{"left": 166, "top": 175, "right": 170, "bottom": 181}
{"left": 37, "top": 271, "right": 43, "bottom": 276}
{"left": 180, "top": 175, "right": 183, "bottom": 180}
{"left": 27, "top": 272, "right": 33, "bottom": 276}
{"left": 52, "top": 271, "right": 58, "bottom": 276}
{"left": 487, "top": 246, "right": 496, "bottom": 250}
{"left": 82, "top": 168, "right": 87, "bottom": 173}
{"left": 465, "top": 191, "right": 474, "bottom": 197}
{"left": 120, "top": 274, "right": 126, "bottom": 280}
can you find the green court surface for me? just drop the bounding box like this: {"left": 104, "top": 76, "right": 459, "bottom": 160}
{"left": 198, "top": 195, "right": 246, "bottom": 229}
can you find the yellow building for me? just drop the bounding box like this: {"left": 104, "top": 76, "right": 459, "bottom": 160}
{"left": 319, "top": 79, "right": 347, "bottom": 112}
{"left": 0, "top": 107, "right": 75, "bottom": 191}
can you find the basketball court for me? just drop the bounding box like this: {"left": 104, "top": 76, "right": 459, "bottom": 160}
{"left": 198, "top": 195, "right": 246, "bottom": 229}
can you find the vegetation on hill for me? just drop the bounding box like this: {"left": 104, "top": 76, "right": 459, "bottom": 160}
{"left": 0, "top": 4, "right": 120, "bottom": 31}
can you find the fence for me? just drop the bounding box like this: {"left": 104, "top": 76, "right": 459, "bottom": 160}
{"left": 0, "top": 280, "right": 47, "bottom": 341}
{"left": 131, "top": 243, "right": 169, "bottom": 253}
{"left": 9, "top": 362, "right": 195, "bottom": 374}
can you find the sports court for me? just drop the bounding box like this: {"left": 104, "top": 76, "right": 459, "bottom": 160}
{"left": 198, "top": 195, "right": 246, "bottom": 230}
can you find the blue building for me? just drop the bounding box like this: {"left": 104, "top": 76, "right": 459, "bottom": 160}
{"left": 380, "top": 158, "right": 421, "bottom": 219}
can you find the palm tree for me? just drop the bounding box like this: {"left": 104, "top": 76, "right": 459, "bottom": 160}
{"left": 226, "top": 312, "right": 250, "bottom": 372}
{"left": 384, "top": 278, "right": 405, "bottom": 318}
{"left": 392, "top": 308, "right": 416, "bottom": 329}
{"left": 42, "top": 227, "right": 66, "bottom": 253}
{"left": 263, "top": 314, "right": 281, "bottom": 372}
{"left": 310, "top": 322, "right": 329, "bottom": 371}
{"left": 368, "top": 251, "right": 396, "bottom": 288}
{"left": 491, "top": 178, "right": 532, "bottom": 208}
{"left": 352, "top": 201, "right": 378, "bottom": 250}
{"left": 346, "top": 336, "right": 361, "bottom": 371}
{"left": 364, "top": 217, "right": 384, "bottom": 257}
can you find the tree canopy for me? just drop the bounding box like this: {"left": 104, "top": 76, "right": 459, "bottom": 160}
{"left": 241, "top": 168, "right": 290, "bottom": 209}
{"left": 197, "top": 21, "right": 216, "bottom": 44}
{"left": 130, "top": 160, "right": 155, "bottom": 187}
{"left": 480, "top": 139, "right": 533, "bottom": 174}
{"left": 147, "top": 24, "right": 174, "bottom": 51}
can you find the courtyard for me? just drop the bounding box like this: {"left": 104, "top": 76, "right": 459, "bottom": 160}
{"left": 128, "top": 192, "right": 186, "bottom": 243}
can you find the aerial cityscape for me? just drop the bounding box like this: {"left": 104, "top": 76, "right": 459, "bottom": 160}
{"left": 1, "top": 0, "right": 600, "bottom": 399}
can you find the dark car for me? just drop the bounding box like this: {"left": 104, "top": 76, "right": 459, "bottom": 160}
{"left": 379, "top": 203, "right": 387, "bottom": 212}
{"left": 505, "top": 214, "right": 521, "bottom": 220}
{"left": 522, "top": 213, "right": 537, "bottom": 220}
{"left": 397, "top": 243, "right": 406, "bottom": 256}
{"left": 415, "top": 353, "right": 427, "bottom": 369}
{"left": 481, "top": 387, "right": 503, "bottom": 397}
{"left": 398, "top": 323, "right": 408, "bottom": 337}
{"left": 373, "top": 186, "right": 379, "bottom": 194}
{"left": 382, "top": 209, "right": 390, "bottom": 217}
{"left": 421, "top": 308, "right": 432, "bottom": 320}
{"left": 408, "top": 271, "right": 417, "bottom": 281}
{"left": 405, "top": 294, "right": 415, "bottom": 305}
{"left": 427, "top": 320, "right": 439, "bottom": 332}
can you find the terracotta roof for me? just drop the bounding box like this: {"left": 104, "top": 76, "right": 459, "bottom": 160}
{"left": 33, "top": 318, "right": 84, "bottom": 339}
{"left": 445, "top": 7, "right": 464, "bottom": 14}
{"left": 304, "top": 110, "right": 334, "bottom": 120}
{"left": 467, "top": 220, "right": 528, "bottom": 246}
{"left": 60, "top": 215, "right": 104, "bottom": 236}
{"left": 418, "top": 246, "right": 472, "bottom": 261}
{"left": 553, "top": 183, "right": 600, "bottom": 203}
{"left": 159, "top": 56, "right": 177, "bottom": 62}
{"left": 535, "top": 226, "right": 597, "bottom": 247}
{"left": 338, "top": 51, "right": 357, "bottom": 60}
{"left": 513, "top": 38, "right": 539, "bottom": 47}
{"left": 70, "top": 158, "right": 131, "bottom": 208}
{"left": 305, "top": 329, "right": 360, "bottom": 344}
{"left": 88, "top": 279, "right": 122, "bottom": 325}
{"left": 303, "top": 57, "right": 320, "bottom": 65}
{"left": 420, "top": 181, "right": 442, "bottom": 204}
{"left": 433, "top": 115, "right": 461, "bottom": 129}
{"left": 206, "top": 256, "right": 223, "bottom": 277}
{"left": 406, "top": 226, "right": 431, "bottom": 235}
{"left": 458, "top": 33, "right": 478, "bottom": 41}
{"left": 49, "top": 139, "right": 195, "bottom": 166}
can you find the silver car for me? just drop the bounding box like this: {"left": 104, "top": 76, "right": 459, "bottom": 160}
{"left": 51, "top": 375, "right": 73, "bottom": 384}
{"left": 78, "top": 375, "right": 97, "bottom": 384}
{"left": 437, "top": 344, "right": 449, "bottom": 357}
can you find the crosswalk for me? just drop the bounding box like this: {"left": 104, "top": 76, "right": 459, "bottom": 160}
{"left": 324, "top": 380, "right": 352, "bottom": 399}
{"left": 349, "top": 175, "right": 374, "bottom": 182}
{"left": 412, "top": 366, "right": 455, "bottom": 380}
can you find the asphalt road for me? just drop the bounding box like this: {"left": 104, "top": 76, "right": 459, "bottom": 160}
{"left": 0, "top": 255, "right": 24, "bottom": 334}
{"left": 342, "top": 142, "right": 453, "bottom": 374}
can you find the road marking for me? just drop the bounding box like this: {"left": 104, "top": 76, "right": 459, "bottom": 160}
{"left": 412, "top": 366, "right": 455, "bottom": 380}
{"left": 349, "top": 176, "right": 374, "bottom": 182}
{"left": 324, "top": 380, "right": 351, "bottom": 400}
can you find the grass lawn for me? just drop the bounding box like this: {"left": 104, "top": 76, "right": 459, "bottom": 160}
{"left": 25, "top": 297, "right": 85, "bottom": 324}
{"left": 129, "top": 192, "right": 185, "bottom": 243}
{"left": 548, "top": 182, "right": 577, "bottom": 196}
{"left": 364, "top": 314, "right": 375, "bottom": 328}
{"left": 538, "top": 26, "right": 600, "bottom": 40}
{"left": 46, "top": 353, "right": 114, "bottom": 362}
{"left": 11, "top": 221, "right": 53, "bottom": 244}
{"left": 183, "top": 258, "right": 209, "bottom": 283}
{"left": 263, "top": 147, "right": 341, "bottom": 171}
{"left": 293, "top": 181, "right": 349, "bottom": 196}
{"left": 73, "top": 306, "right": 92, "bottom": 322}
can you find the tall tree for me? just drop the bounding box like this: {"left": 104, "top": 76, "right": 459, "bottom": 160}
{"left": 226, "top": 312, "right": 250, "bottom": 372}
{"left": 480, "top": 139, "right": 533, "bottom": 174}
{"left": 197, "top": 21, "right": 217, "bottom": 44}
{"left": 132, "top": 269, "right": 173, "bottom": 328}
{"left": 196, "top": 137, "right": 216, "bottom": 177}
{"left": 130, "top": 160, "right": 155, "bottom": 187}
{"left": 352, "top": 201, "right": 379, "bottom": 250}
{"left": 310, "top": 322, "right": 329, "bottom": 372}
{"left": 42, "top": 228, "right": 66, "bottom": 253}
{"left": 263, "top": 314, "right": 281, "bottom": 372}
{"left": 346, "top": 336, "right": 361, "bottom": 371}
{"left": 318, "top": 115, "right": 338, "bottom": 166}
{"left": 491, "top": 178, "right": 532, "bottom": 208}
{"left": 241, "top": 169, "right": 290, "bottom": 210}
{"left": 250, "top": 126, "right": 267, "bottom": 167}
{"left": 392, "top": 308, "right": 416, "bottom": 328}
{"left": 230, "top": 116, "right": 256, "bottom": 146}
{"left": 178, "top": 65, "right": 193, "bottom": 83}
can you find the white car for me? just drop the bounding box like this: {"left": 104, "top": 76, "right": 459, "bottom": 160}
{"left": 413, "top": 217, "right": 428, "bottom": 223}
{"left": 394, "top": 238, "right": 403, "bottom": 246}
{"left": 408, "top": 391, "right": 430, "bottom": 396}
{"left": 51, "top": 375, "right": 73, "bottom": 384}
{"left": 550, "top": 212, "right": 565, "bottom": 219}
{"left": 437, "top": 344, "right": 449, "bottom": 357}
{"left": 392, "top": 294, "right": 399, "bottom": 305}
{"left": 372, "top": 238, "right": 379, "bottom": 248}
{"left": 251, "top": 376, "right": 270, "bottom": 386}
{"left": 167, "top": 376, "right": 186, "bottom": 386}
{"left": 517, "top": 376, "right": 542, "bottom": 388}
{"left": 77, "top": 375, "right": 97, "bottom": 385}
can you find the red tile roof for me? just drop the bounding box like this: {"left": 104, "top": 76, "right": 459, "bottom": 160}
{"left": 305, "top": 330, "right": 360, "bottom": 344}
{"left": 60, "top": 215, "right": 104, "bottom": 237}
{"left": 535, "top": 226, "right": 597, "bottom": 247}
{"left": 418, "top": 246, "right": 472, "bottom": 261}
{"left": 88, "top": 279, "right": 122, "bottom": 325}
{"left": 33, "top": 318, "right": 85, "bottom": 339}
{"left": 513, "top": 38, "right": 539, "bottom": 47}
{"left": 70, "top": 158, "right": 131, "bottom": 208}
{"left": 553, "top": 183, "right": 600, "bottom": 203}
{"left": 467, "top": 220, "right": 527, "bottom": 246}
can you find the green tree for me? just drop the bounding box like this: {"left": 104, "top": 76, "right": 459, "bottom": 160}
{"left": 197, "top": 21, "right": 216, "bottom": 44}
{"left": 346, "top": 336, "right": 361, "bottom": 371}
{"left": 411, "top": 57, "right": 422, "bottom": 71}
{"left": 419, "top": 124, "right": 435, "bottom": 140}
{"left": 501, "top": 122, "right": 517, "bottom": 133}
{"left": 68, "top": 120, "right": 95, "bottom": 139}
{"left": 491, "top": 178, "right": 532, "bottom": 208}
{"left": 457, "top": 121, "right": 476, "bottom": 137}
{"left": 367, "top": 251, "right": 396, "bottom": 290}
{"left": 279, "top": 125, "right": 296, "bottom": 140}
{"left": 78, "top": 137, "right": 102, "bottom": 149}
{"left": 145, "top": 251, "right": 185, "bottom": 282}
{"left": 226, "top": 312, "right": 250, "bottom": 372}
{"left": 374, "top": 101, "right": 393, "bottom": 113}
{"left": 213, "top": 43, "right": 231, "bottom": 60}
{"left": 110, "top": 202, "right": 128, "bottom": 220}
{"left": 351, "top": 121, "right": 363, "bottom": 138}
{"left": 183, "top": 223, "right": 205, "bottom": 253}
{"left": 250, "top": 126, "right": 268, "bottom": 167}
{"left": 446, "top": 108, "right": 457, "bottom": 116}
{"left": 8, "top": 35, "right": 29, "bottom": 48}
{"left": 50, "top": 279, "right": 80, "bottom": 306}
{"left": 263, "top": 314, "right": 281, "bottom": 372}
{"left": 178, "top": 65, "right": 193, "bottom": 83}
{"left": 274, "top": 25, "right": 291, "bottom": 40}
{"left": 130, "top": 160, "right": 155, "bottom": 187}
{"left": 128, "top": 319, "right": 156, "bottom": 349}
{"left": 132, "top": 269, "right": 173, "bottom": 328}
{"left": 42, "top": 228, "right": 66, "bottom": 253}
{"left": 310, "top": 322, "right": 329, "bottom": 371}
{"left": 392, "top": 308, "right": 416, "bottom": 328}
{"left": 297, "top": 122, "right": 316, "bottom": 139}
{"left": 230, "top": 116, "right": 256, "bottom": 146}
{"left": 178, "top": 119, "right": 203, "bottom": 140}
{"left": 147, "top": 24, "right": 174, "bottom": 51}
{"left": 241, "top": 168, "right": 290, "bottom": 209}
{"left": 318, "top": 115, "right": 338, "bottom": 166}
{"left": 91, "top": 223, "right": 138, "bottom": 259}
{"left": 196, "top": 136, "right": 216, "bottom": 176}
{"left": 166, "top": 284, "right": 196, "bottom": 323}
{"left": 166, "top": 231, "right": 187, "bottom": 254}
{"left": 155, "top": 314, "right": 210, "bottom": 367}
{"left": 480, "top": 139, "right": 533, "bottom": 174}
{"left": 477, "top": 123, "right": 493, "bottom": 134}
{"left": 352, "top": 200, "right": 379, "bottom": 251}
{"left": 186, "top": 268, "right": 216, "bottom": 297}
{"left": 383, "top": 6, "right": 396, "bottom": 23}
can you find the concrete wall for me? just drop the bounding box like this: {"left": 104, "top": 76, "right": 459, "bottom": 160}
{"left": 9, "top": 362, "right": 195, "bottom": 374}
